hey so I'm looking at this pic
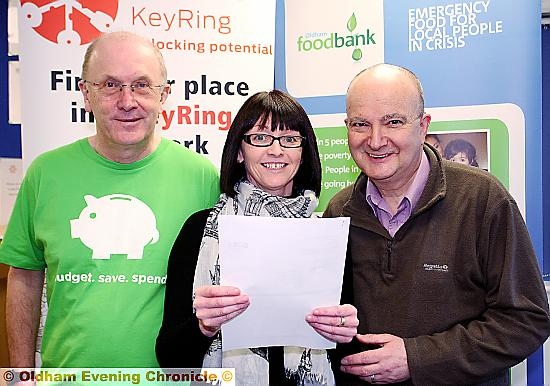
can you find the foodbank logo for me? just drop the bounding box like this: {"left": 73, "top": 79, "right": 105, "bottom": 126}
{"left": 296, "top": 13, "right": 376, "bottom": 61}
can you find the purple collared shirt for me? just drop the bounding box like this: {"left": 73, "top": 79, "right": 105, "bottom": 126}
{"left": 366, "top": 151, "right": 430, "bottom": 237}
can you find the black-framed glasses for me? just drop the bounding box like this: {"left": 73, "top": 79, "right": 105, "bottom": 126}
{"left": 242, "top": 133, "right": 305, "bottom": 148}
{"left": 83, "top": 80, "right": 166, "bottom": 98}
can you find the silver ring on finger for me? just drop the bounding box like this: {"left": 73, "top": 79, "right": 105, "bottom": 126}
{"left": 339, "top": 316, "right": 345, "bottom": 326}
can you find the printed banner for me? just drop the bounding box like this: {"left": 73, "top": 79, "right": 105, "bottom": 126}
{"left": 275, "top": 0, "right": 540, "bottom": 254}
{"left": 275, "top": 0, "right": 544, "bottom": 384}
{"left": 16, "top": 0, "right": 275, "bottom": 367}
{"left": 18, "top": 0, "right": 276, "bottom": 169}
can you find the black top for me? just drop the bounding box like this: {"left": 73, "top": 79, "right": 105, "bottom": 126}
{"left": 156, "top": 208, "right": 214, "bottom": 368}
{"left": 155, "top": 209, "right": 288, "bottom": 385}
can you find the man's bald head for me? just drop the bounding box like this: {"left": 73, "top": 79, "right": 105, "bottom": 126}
{"left": 347, "top": 63, "right": 425, "bottom": 118}
{"left": 81, "top": 31, "right": 167, "bottom": 82}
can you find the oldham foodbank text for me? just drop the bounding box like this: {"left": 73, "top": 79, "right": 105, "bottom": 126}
{"left": 297, "top": 30, "right": 376, "bottom": 51}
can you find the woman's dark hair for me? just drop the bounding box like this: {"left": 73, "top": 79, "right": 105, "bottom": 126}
{"left": 443, "top": 138, "right": 479, "bottom": 167}
{"left": 220, "top": 90, "right": 322, "bottom": 197}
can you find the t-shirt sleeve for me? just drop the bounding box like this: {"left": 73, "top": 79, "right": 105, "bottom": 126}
{"left": 0, "top": 164, "right": 46, "bottom": 270}
{"left": 203, "top": 161, "right": 220, "bottom": 207}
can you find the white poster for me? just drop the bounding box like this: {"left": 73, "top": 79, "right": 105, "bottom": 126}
{"left": 0, "top": 158, "right": 23, "bottom": 237}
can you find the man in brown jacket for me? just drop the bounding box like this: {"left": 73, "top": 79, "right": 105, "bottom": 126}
{"left": 325, "top": 63, "right": 550, "bottom": 385}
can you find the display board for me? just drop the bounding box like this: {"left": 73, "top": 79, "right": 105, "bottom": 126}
{"left": 17, "top": 0, "right": 276, "bottom": 169}
{"left": 274, "top": 1, "right": 545, "bottom": 384}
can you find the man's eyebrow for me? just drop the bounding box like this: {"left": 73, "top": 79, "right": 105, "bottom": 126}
{"left": 381, "top": 113, "right": 406, "bottom": 121}
{"left": 99, "top": 74, "right": 152, "bottom": 81}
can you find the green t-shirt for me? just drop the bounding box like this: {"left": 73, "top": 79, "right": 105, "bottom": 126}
{"left": 0, "top": 138, "right": 220, "bottom": 367}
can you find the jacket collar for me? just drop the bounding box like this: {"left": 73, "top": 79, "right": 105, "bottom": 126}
{"left": 341, "top": 144, "right": 447, "bottom": 234}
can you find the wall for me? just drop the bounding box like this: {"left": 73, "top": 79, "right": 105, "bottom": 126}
{"left": 0, "top": 2, "right": 21, "bottom": 158}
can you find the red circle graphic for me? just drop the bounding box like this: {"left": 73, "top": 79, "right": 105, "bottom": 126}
{"left": 20, "top": 0, "right": 118, "bottom": 45}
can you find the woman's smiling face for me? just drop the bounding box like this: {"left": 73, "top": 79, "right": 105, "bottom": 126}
{"left": 237, "top": 118, "right": 303, "bottom": 197}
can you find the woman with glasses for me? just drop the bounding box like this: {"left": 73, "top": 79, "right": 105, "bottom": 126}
{"left": 156, "top": 90, "right": 358, "bottom": 385}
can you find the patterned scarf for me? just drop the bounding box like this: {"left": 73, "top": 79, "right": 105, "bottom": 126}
{"left": 193, "top": 180, "right": 334, "bottom": 386}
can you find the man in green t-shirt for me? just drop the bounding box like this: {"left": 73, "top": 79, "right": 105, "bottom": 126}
{"left": 0, "top": 31, "right": 220, "bottom": 368}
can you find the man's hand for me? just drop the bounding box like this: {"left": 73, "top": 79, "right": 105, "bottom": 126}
{"left": 340, "top": 333, "right": 410, "bottom": 384}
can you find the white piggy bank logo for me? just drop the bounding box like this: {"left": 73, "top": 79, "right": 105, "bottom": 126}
{"left": 70, "top": 194, "right": 159, "bottom": 259}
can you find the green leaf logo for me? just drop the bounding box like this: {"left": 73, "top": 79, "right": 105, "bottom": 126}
{"left": 347, "top": 13, "right": 357, "bottom": 33}
{"left": 348, "top": 13, "right": 362, "bottom": 61}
